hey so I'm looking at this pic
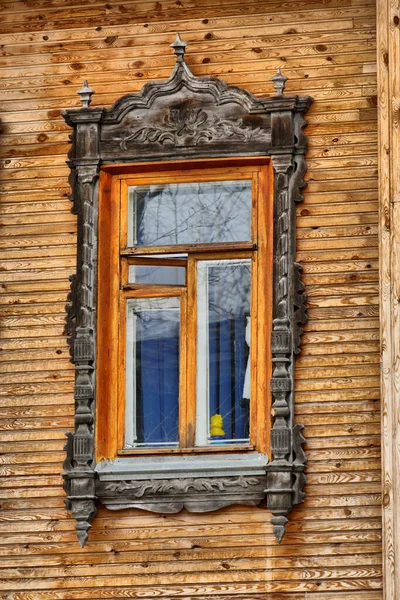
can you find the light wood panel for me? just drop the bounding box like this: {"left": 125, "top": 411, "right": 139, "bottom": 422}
{"left": 0, "top": 0, "right": 381, "bottom": 598}
{"left": 376, "top": 1, "right": 400, "bottom": 598}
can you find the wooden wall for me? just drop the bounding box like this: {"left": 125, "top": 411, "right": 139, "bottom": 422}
{"left": 0, "top": 0, "right": 382, "bottom": 598}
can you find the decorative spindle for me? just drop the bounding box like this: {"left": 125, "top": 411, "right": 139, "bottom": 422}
{"left": 77, "top": 80, "right": 95, "bottom": 108}
{"left": 270, "top": 68, "right": 288, "bottom": 97}
{"left": 171, "top": 33, "right": 187, "bottom": 62}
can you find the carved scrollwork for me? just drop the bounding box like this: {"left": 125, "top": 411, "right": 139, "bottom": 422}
{"left": 293, "top": 262, "right": 308, "bottom": 355}
{"left": 63, "top": 33, "right": 312, "bottom": 546}
{"left": 105, "top": 476, "right": 260, "bottom": 496}
{"left": 118, "top": 106, "right": 270, "bottom": 150}
{"left": 64, "top": 273, "right": 78, "bottom": 361}
{"left": 292, "top": 424, "right": 307, "bottom": 506}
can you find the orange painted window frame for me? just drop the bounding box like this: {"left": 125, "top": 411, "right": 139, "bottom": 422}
{"left": 96, "top": 158, "right": 273, "bottom": 462}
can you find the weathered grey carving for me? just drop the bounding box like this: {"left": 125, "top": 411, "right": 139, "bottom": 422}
{"left": 117, "top": 106, "right": 270, "bottom": 150}
{"left": 270, "top": 68, "right": 288, "bottom": 97}
{"left": 293, "top": 262, "right": 308, "bottom": 355}
{"left": 64, "top": 273, "right": 78, "bottom": 359}
{"left": 63, "top": 33, "right": 312, "bottom": 546}
{"left": 98, "top": 476, "right": 265, "bottom": 513}
{"left": 105, "top": 476, "right": 260, "bottom": 495}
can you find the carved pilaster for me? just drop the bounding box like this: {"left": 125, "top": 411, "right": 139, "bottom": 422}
{"left": 265, "top": 149, "right": 308, "bottom": 542}
{"left": 266, "top": 155, "right": 294, "bottom": 542}
{"left": 62, "top": 106, "right": 100, "bottom": 545}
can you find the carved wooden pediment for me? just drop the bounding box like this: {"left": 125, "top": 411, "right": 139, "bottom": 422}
{"left": 62, "top": 34, "right": 312, "bottom": 547}
{"left": 100, "top": 57, "right": 272, "bottom": 159}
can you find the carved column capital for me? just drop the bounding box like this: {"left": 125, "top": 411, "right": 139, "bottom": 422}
{"left": 74, "top": 161, "right": 101, "bottom": 185}
{"left": 271, "top": 153, "right": 293, "bottom": 173}
{"left": 63, "top": 107, "right": 105, "bottom": 127}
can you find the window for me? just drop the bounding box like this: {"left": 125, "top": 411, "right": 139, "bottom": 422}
{"left": 97, "top": 161, "right": 272, "bottom": 460}
{"left": 62, "top": 34, "right": 311, "bottom": 546}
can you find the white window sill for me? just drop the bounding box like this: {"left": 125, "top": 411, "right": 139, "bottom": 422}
{"left": 96, "top": 452, "right": 268, "bottom": 480}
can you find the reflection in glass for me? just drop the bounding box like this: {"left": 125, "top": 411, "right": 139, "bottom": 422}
{"left": 125, "top": 297, "right": 180, "bottom": 448}
{"left": 128, "top": 180, "right": 252, "bottom": 247}
{"left": 128, "top": 264, "right": 185, "bottom": 285}
{"left": 196, "top": 259, "right": 251, "bottom": 446}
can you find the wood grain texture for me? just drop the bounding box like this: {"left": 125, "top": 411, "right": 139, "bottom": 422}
{"left": 377, "top": 1, "right": 400, "bottom": 598}
{"left": 0, "top": 0, "right": 381, "bottom": 597}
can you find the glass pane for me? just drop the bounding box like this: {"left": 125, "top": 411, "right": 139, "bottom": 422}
{"left": 128, "top": 180, "right": 252, "bottom": 247}
{"left": 129, "top": 264, "right": 185, "bottom": 285}
{"left": 196, "top": 259, "right": 251, "bottom": 446}
{"left": 125, "top": 297, "right": 180, "bottom": 448}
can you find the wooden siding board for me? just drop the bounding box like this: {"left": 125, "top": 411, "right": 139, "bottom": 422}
{"left": 0, "top": 0, "right": 381, "bottom": 597}
{"left": 377, "top": 0, "right": 400, "bottom": 598}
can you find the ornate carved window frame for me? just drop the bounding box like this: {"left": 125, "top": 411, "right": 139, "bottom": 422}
{"left": 63, "top": 35, "right": 312, "bottom": 547}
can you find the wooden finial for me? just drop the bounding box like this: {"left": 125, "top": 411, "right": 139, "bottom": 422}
{"left": 271, "top": 515, "right": 288, "bottom": 543}
{"left": 77, "top": 79, "right": 95, "bottom": 108}
{"left": 76, "top": 519, "right": 91, "bottom": 548}
{"left": 270, "top": 68, "right": 288, "bottom": 97}
{"left": 171, "top": 33, "right": 187, "bottom": 62}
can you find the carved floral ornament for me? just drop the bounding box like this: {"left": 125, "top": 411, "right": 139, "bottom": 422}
{"left": 62, "top": 34, "right": 313, "bottom": 547}
{"left": 117, "top": 106, "right": 271, "bottom": 150}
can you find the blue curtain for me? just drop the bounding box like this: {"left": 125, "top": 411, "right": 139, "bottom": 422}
{"left": 136, "top": 311, "right": 179, "bottom": 445}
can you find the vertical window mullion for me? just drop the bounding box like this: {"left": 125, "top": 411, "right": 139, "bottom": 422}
{"left": 178, "top": 287, "right": 188, "bottom": 449}
{"left": 123, "top": 293, "right": 135, "bottom": 448}
{"left": 185, "top": 255, "right": 197, "bottom": 448}
{"left": 195, "top": 257, "right": 209, "bottom": 447}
